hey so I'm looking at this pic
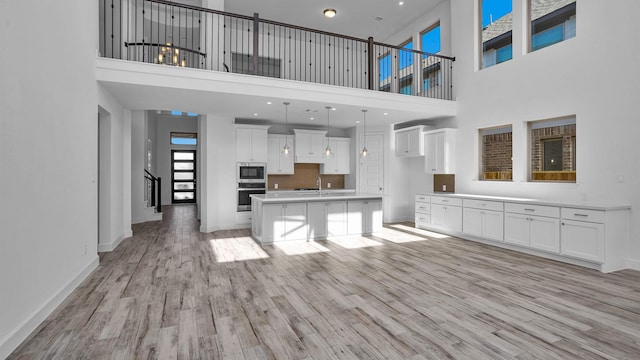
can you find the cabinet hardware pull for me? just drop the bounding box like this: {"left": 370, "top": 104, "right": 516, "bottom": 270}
{"left": 562, "top": 222, "right": 565, "bottom": 225}
{"left": 480, "top": 203, "right": 486, "bottom": 206}
{"left": 442, "top": 199, "right": 449, "bottom": 202}
{"left": 524, "top": 208, "right": 535, "bottom": 212}
{"left": 574, "top": 213, "right": 588, "bottom": 217}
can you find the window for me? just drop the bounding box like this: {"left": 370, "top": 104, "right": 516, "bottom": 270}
{"left": 421, "top": 23, "right": 441, "bottom": 93}
{"left": 378, "top": 52, "right": 392, "bottom": 92}
{"left": 480, "top": 125, "right": 513, "bottom": 181}
{"left": 481, "top": 0, "right": 513, "bottom": 69}
{"left": 421, "top": 23, "right": 441, "bottom": 55}
{"left": 529, "top": 117, "right": 576, "bottom": 182}
{"left": 530, "top": 0, "right": 576, "bottom": 52}
{"left": 170, "top": 132, "right": 197, "bottom": 146}
{"left": 398, "top": 40, "right": 414, "bottom": 95}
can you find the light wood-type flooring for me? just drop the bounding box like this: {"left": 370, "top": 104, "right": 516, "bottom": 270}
{"left": 9, "top": 204, "right": 640, "bottom": 359}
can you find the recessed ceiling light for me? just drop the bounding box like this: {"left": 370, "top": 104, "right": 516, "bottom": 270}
{"left": 267, "top": 101, "right": 272, "bottom": 105}
{"left": 310, "top": 117, "right": 315, "bottom": 120}
{"left": 399, "top": 1, "right": 404, "bottom": 6}
{"left": 253, "top": 113, "right": 259, "bottom": 116}
{"left": 356, "top": 121, "right": 361, "bottom": 124}
{"left": 375, "top": 16, "right": 384, "bottom": 21}
{"left": 323, "top": 8, "right": 337, "bottom": 18}
{"left": 384, "top": 112, "right": 389, "bottom": 115}
{"left": 331, "top": 107, "right": 336, "bottom": 111}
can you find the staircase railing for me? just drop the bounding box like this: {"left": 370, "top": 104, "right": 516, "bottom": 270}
{"left": 98, "top": 0, "right": 455, "bottom": 100}
{"left": 144, "top": 169, "right": 162, "bottom": 213}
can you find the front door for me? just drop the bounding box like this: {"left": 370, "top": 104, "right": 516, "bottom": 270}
{"left": 172, "top": 150, "right": 196, "bottom": 203}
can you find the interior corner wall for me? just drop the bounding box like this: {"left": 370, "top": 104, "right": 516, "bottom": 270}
{"left": 0, "top": 0, "right": 100, "bottom": 357}
{"left": 448, "top": 1, "right": 640, "bottom": 266}
{"left": 131, "top": 110, "right": 149, "bottom": 224}
{"left": 98, "top": 85, "right": 133, "bottom": 251}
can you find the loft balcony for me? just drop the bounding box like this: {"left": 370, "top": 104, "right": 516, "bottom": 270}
{"left": 98, "top": 0, "right": 455, "bottom": 101}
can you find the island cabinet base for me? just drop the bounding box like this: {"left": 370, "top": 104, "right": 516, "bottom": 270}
{"left": 251, "top": 195, "right": 382, "bottom": 244}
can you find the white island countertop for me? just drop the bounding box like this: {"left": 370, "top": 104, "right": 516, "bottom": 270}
{"left": 422, "top": 192, "right": 630, "bottom": 211}
{"left": 251, "top": 191, "right": 382, "bottom": 203}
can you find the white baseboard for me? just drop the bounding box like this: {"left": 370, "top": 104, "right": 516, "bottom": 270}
{"left": 0, "top": 256, "right": 99, "bottom": 359}
{"left": 200, "top": 223, "right": 251, "bottom": 233}
{"left": 627, "top": 259, "right": 640, "bottom": 271}
{"left": 98, "top": 231, "right": 130, "bottom": 252}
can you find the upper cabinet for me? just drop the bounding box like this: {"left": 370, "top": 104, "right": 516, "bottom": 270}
{"left": 395, "top": 126, "right": 425, "bottom": 157}
{"left": 321, "top": 137, "right": 351, "bottom": 174}
{"left": 424, "top": 128, "right": 456, "bottom": 174}
{"left": 236, "top": 124, "right": 270, "bottom": 163}
{"left": 293, "top": 129, "right": 327, "bottom": 163}
{"left": 267, "top": 134, "right": 295, "bottom": 174}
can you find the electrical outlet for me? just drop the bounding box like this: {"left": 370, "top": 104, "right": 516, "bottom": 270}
{"left": 274, "top": 183, "right": 278, "bottom": 189}
{"left": 327, "top": 183, "right": 331, "bottom": 188}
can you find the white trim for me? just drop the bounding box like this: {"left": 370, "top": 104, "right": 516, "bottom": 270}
{"left": 200, "top": 223, "right": 251, "bottom": 234}
{"left": 98, "top": 231, "right": 131, "bottom": 252}
{"left": 0, "top": 256, "right": 99, "bottom": 359}
{"left": 627, "top": 259, "right": 640, "bottom": 271}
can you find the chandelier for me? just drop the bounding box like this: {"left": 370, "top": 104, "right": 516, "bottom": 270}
{"left": 158, "top": 42, "right": 186, "bottom": 67}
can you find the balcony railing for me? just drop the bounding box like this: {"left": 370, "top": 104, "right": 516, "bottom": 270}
{"left": 99, "top": 0, "right": 455, "bottom": 100}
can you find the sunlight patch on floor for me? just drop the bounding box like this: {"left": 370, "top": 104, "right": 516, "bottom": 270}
{"left": 209, "top": 236, "right": 270, "bottom": 263}
{"left": 274, "top": 241, "right": 331, "bottom": 255}
{"left": 374, "top": 227, "right": 427, "bottom": 243}
{"left": 388, "top": 224, "right": 451, "bottom": 239}
{"left": 327, "top": 235, "right": 384, "bottom": 249}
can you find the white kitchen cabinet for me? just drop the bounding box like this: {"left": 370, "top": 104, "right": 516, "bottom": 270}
{"left": 308, "top": 201, "right": 347, "bottom": 239}
{"left": 560, "top": 208, "right": 605, "bottom": 263}
{"left": 504, "top": 203, "right": 560, "bottom": 253}
{"left": 430, "top": 196, "right": 462, "bottom": 232}
{"left": 321, "top": 137, "right": 350, "bottom": 174}
{"left": 414, "top": 194, "right": 431, "bottom": 229}
{"left": 267, "top": 135, "right": 294, "bottom": 174}
{"left": 293, "top": 129, "right": 327, "bottom": 163}
{"left": 347, "top": 199, "right": 383, "bottom": 235}
{"left": 463, "top": 208, "right": 504, "bottom": 242}
{"left": 236, "top": 124, "right": 269, "bottom": 163}
{"left": 262, "top": 202, "right": 307, "bottom": 243}
{"left": 462, "top": 199, "right": 504, "bottom": 242}
{"left": 424, "top": 128, "right": 456, "bottom": 174}
{"left": 395, "top": 126, "right": 424, "bottom": 157}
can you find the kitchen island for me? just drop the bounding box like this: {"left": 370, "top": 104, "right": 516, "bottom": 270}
{"left": 251, "top": 192, "right": 383, "bottom": 244}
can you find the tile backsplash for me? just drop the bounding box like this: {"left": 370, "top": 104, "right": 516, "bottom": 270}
{"left": 434, "top": 174, "right": 455, "bottom": 193}
{"left": 268, "top": 163, "right": 345, "bottom": 190}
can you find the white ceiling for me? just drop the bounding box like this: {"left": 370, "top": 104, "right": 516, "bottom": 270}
{"left": 221, "top": 0, "right": 444, "bottom": 41}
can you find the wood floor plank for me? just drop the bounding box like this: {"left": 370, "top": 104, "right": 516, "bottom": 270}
{"left": 8, "top": 205, "right": 640, "bottom": 360}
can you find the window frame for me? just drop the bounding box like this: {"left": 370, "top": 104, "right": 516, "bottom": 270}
{"left": 527, "top": 116, "right": 577, "bottom": 183}
{"left": 479, "top": 0, "right": 513, "bottom": 69}
{"left": 479, "top": 125, "right": 513, "bottom": 181}
{"left": 528, "top": 0, "right": 577, "bottom": 53}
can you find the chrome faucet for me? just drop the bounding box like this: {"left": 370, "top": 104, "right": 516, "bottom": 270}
{"left": 316, "top": 176, "right": 322, "bottom": 193}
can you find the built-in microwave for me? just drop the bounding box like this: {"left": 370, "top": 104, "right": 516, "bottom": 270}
{"left": 237, "top": 162, "right": 266, "bottom": 182}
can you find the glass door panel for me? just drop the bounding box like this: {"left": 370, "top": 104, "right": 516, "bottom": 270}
{"left": 172, "top": 150, "right": 196, "bottom": 204}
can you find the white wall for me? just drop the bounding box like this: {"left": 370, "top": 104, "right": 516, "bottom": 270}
{"left": 98, "top": 86, "right": 133, "bottom": 252}
{"left": 449, "top": 1, "right": 640, "bottom": 267}
{"left": 199, "top": 113, "right": 240, "bottom": 232}
{"left": 131, "top": 110, "right": 149, "bottom": 224}
{"left": 0, "top": 0, "right": 100, "bottom": 357}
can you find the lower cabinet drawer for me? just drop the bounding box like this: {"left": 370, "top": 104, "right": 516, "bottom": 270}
{"left": 504, "top": 202, "right": 559, "bottom": 218}
{"left": 415, "top": 201, "right": 430, "bottom": 214}
{"left": 415, "top": 212, "right": 431, "bottom": 224}
{"left": 561, "top": 208, "right": 604, "bottom": 223}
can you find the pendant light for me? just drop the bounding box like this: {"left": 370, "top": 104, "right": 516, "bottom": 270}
{"left": 282, "top": 102, "right": 291, "bottom": 156}
{"left": 361, "top": 109, "right": 368, "bottom": 158}
{"left": 324, "top": 106, "right": 333, "bottom": 157}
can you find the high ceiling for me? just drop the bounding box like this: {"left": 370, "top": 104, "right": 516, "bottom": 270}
{"left": 220, "top": 0, "right": 444, "bottom": 41}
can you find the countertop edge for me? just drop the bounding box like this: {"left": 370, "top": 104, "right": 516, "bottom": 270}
{"left": 252, "top": 193, "right": 383, "bottom": 203}
{"left": 419, "top": 193, "right": 631, "bottom": 211}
